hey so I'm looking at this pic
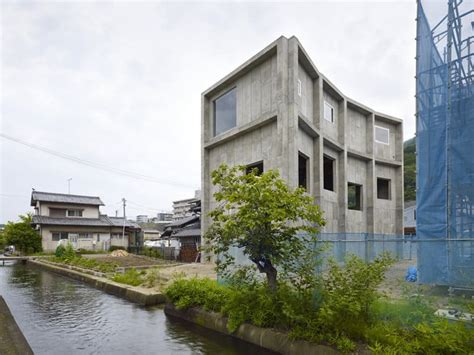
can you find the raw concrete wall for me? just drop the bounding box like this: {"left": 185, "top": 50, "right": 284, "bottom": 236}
{"left": 201, "top": 36, "right": 404, "bottom": 246}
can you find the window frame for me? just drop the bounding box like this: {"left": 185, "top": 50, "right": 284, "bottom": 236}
{"left": 297, "top": 79, "right": 302, "bottom": 97}
{"left": 374, "top": 125, "right": 390, "bottom": 145}
{"left": 377, "top": 178, "right": 391, "bottom": 200}
{"left": 213, "top": 87, "right": 237, "bottom": 137}
{"left": 323, "top": 101, "right": 335, "bottom": 123}
{"left": 67, "top": 209, "right": 83, "bottom": 217}
{"left": 347, "top": 182, "right": 363, "bottom": 211}
{"left": 298, "top": 152, "right": 310, "bottom": 191}
{"left": 52, "top": 232, "right": 69, "bottom": 241}
{"left": 323, "top": 155, "right": 335, "bottom": 192}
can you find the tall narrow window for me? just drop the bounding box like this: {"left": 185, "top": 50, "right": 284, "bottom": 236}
{"left": 348, "top": 183, "right": 362, "bottom": 210}
{"left": 374, "top": 125, "right": 390, "bottom": 145}
{"left": 324, "top": 101, "right": 335, "bottom": 123}
{"left": 377, "top": 178, "right": 391, "bottom": 200}
{"left": 323, "top": 156, "right": 335, "bottom": 191}
{"left": 246, "top": 161, "right": 264, "bottom": 176}
{"left": 214, "top": 88, "right": 236, "bottom": 136}
{"left": 298, "top": 152, "right": 309, "bottom": 190}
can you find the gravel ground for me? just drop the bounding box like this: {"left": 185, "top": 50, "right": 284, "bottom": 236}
{"left": 86, "top": 255, "right": 169, "bottom": 267}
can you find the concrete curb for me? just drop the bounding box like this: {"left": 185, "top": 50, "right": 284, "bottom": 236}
{"left": 0, "top": 296, "right": 34, "bottom": 355}
{"left": 164, "top": 304, "right": 339, "bottom": 355}
{"left": 28, "top": 259, "right": 165, "bottom": 306}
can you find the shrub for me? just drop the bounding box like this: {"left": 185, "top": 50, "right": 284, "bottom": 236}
{"left": 318, "top": 252, "right": 394, "bottom": 339}
{"left": 55, "top": 244, "right": 66, "bottom": 258}
{"left": 111, "top": 268, "right": 143, "bottom": 286}
{"left": 165, "top": 277, "right": 230, "bottom": 313}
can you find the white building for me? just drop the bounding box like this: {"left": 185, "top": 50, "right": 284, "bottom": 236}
{"left": 172, "top": 190, "right": 201, "bottom": 221}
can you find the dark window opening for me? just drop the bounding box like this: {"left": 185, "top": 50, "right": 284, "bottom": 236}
{"left": 52, "top": 232, "right": 69, "bottom": 241}
{"left": 213, "top": 88, "right": 237, "bottom": 136}
{"left": 323, "top": 156, "right": 335, "bottom": 191}
{"left": 377, "top": 178, "right": 391, "bottom": 200}
{"left": 348, "top": 183, "right": 362, "bottom": 210}
{"left": 246, "top": 161, "right": 264, "bottom": 176}
{"left": 298, "top": 152, "right": 309, "bottom": 190}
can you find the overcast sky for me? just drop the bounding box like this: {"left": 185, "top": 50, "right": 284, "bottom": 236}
{"left": 1, "top": 0, "right": 417, "bottom": 223}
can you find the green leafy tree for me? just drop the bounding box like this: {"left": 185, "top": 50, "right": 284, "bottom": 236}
{"left": 3, "top": 213, "right": 42, "bottom": 254}
{"left": 204, "top": 164, "right": 325, "bottom": 292}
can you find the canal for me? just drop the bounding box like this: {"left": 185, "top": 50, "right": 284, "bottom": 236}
{"left": 0, "top": 261, "right": 272, "bottom": 354}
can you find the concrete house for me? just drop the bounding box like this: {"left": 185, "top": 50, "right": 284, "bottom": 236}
{"left": 201, "top": 36, "right": 403, "bottom": 239}
{"left": 31, "top": 191, "right": 141, "bottom": 251}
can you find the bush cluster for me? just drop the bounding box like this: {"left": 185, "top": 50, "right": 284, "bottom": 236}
{"left": 50, "top": 244, "right": 117, "bottom": 273}
{"left": 165, "top": 253, "right": 474, "bottom": 353}
{"left": 111, "top": 268, "right": 145, "bottom": 286}
{"left": 142, "top": 247, "right": 163, "bottom": 259}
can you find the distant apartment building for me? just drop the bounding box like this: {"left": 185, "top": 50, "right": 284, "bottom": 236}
{"left": 136, "top": 215, "right": 149, "bottom": 223}
{"left": 31, "top": 191, "right": 141, "bottom": 251}
{"left": 156, "top": 212, "right": 173, "bottom": 222}
{"left": 172, "top": 190, "right": 201, "bottom": 221}
{"left": 201, "top": 36, "right": 403, "bottom": 237}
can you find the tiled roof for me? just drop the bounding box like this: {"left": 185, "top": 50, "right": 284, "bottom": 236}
{"left": 166, "top": 215, "right": 199, "bottom": 228}
{"left": 32, "top": 215, "right": 141, "bottom": 229}
{"left": 31, "top": 191, "right": 104, "bottom": 206}
{"left": 174, "top": 228, "right": 201, "bottom": 238}
{"left": 32, "top": 215, "right": 111, "bottom": 227}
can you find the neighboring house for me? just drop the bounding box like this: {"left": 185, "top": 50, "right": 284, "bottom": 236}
{"left": 30, "top": 190, "right": 141, "bottom": 252}
{"left": 201, "top": 36, "right": 404, "bottom": 240}
{"left": 161, "top": 214, "right": 201, "bottom": 262}
{"left": 136, "top": 215, "right": 149, "bottom": 223}
{"left": 172, "top": 190, "right": 201, "bottom": 220}
{"left": 404, "top": 201, "right": 416, "bottom": 235}
{"left": 143, "top": 229, "right": 161, "bottom": 241}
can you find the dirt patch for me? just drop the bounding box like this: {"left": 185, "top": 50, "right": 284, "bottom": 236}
{"left": 154, "top": 262, "right": 217, "bottom": 281}
{"left": 87, "top": 255, "right": 169, "bottom": 268}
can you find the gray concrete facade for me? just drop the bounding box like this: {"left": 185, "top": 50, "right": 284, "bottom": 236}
{"left": 201, "top": 36, "right": 403, "bottom": 240}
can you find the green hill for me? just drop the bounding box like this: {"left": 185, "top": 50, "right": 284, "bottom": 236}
{"left": 404, "top": 137, "right": 416, "bottom": 202}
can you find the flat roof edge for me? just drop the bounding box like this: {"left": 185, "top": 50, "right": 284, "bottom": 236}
{"left": 202, "top": 36, "right": 285, "bottom": 97}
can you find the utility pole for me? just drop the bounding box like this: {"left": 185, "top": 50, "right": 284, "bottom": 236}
{"left": 115, "top": 210, "right": 118, "bottom": 217}
{"left": 122, "top": 198, "right": 126, "bottom": 240}
{"left": 67, "top": 178, "right": 72, "bottom": 194}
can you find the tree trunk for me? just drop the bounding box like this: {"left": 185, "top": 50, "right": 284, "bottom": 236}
{"left": 264, "top": 262, "right": 278, "bottom": 293}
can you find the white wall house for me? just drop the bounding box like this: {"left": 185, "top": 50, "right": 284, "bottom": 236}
{"left": 31, "top": 191, "right": 141, "bottom": 252}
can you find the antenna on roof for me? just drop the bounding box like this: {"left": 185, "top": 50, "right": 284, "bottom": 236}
{"left": 67, "top": 178, "right": 72, "bottom": 194}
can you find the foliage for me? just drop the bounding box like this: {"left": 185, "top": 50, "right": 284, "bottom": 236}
{"left": 111, "top": 268, "right": 144, "bottom": 286}
{"left": 109, "top": 246, "right": 126, "bottom": 252}
{"left": 0, "top": 231, "right": 6, "bottom": 251}
{"left": 3, "top": 214, "right": 42, "bottom": 254}
{"left": 143, "top": 268, "right": 164, "bottom": 288}
{"left": 318, "top": 253, "right": 394, "bottom": 339}
{"left": 49, "top": 254, "right": 117, "bottom": 273}
{"left": 55, "top": 244, "right": 66, "bottom": 258}
{"left": 142, "top": 247, "right": 163, "bottom": 259}
{"left": 165, "top": 277, "right": 231, "bottom": 312}
{"left": 404, "top": 137, "right": 416, "bottom": 202}
{"left": 204, "top": 164, "right": 325, "bottom": 292}
{"left": 165, "top": 255, "right": 474, "bottom": 354}
{"left": 63, "top": 243, "right": 76, "bottom": 259}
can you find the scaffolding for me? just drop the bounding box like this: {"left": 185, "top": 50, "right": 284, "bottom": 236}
{"left": 416, "top": 0, "right": 474, "bottom": 286}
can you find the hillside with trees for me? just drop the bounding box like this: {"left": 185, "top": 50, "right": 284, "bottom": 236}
{"left": 404, "top": 137, "right": 416, "bottom": 202}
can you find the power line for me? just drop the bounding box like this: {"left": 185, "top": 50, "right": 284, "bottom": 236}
{"left": 127, "top": 200, "right": 170, "bottom": 212}
{"left": 0, "top": 133, "right": 197, "bottom": 189}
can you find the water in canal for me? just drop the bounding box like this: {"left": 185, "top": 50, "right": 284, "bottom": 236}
{"left": 0, "top": 261, "right": 274, "bottom": 354}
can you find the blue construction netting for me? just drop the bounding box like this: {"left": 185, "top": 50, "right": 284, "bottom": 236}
{"left": 416, "top": 0, "right": 474, "bottom": 287}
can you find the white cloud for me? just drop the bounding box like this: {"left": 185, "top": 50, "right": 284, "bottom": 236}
{"left": 1, "top": 1, "right": 416, "bottom": 222}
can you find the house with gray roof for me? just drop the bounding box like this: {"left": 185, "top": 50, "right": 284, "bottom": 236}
{"left": 31, "top": 190, "right": 141, "bottom": 252}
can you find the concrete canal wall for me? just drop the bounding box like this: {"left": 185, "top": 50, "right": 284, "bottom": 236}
{"left": 0, "top": 296, "right": 34, "bottom": 355}
{"left": 164, "top": 304, "right": 340, "bottom": 355}
{"left": 28, "top": 259, "right": 165, "bottom": 306}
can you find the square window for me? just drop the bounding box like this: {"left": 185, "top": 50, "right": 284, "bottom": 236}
{"left": 348, "top": 183, "right": 362, "bottom": 210}
{"left": 298, "top": 152, "right": 309, "bottom": 190}
{"left": 324, "top": 101, "right": 335, "bottom": 123}
{"left": 323, "top": 156, "right": 335, "bottom": 191}
{"left": 246, "top": 161, "right": 264, "bottom": 176}
{"left": 377, "top": 178, "right": 391, "bottom": 200}
{"left": 214, "top": 88, "right": 236, "bottom": 136}
{"left": 375, "top": 125, "right": 390, "bottom": 145}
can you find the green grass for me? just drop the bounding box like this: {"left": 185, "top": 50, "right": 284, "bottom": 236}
{"left": 48, "top": 256, "right": 117, "bottom": 273}
{"left": 111, "top": 268, "right": 144, "bottom": 286}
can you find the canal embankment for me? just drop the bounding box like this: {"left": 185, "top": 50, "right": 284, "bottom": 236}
{"left": 0, "top": 296, "right": 33, "bottom": 355}
{"left": 164, "top": 304, "right": 340, "bottom": 355}
{"left": 28, "top": 258, "right": 165, "bottom": 306}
